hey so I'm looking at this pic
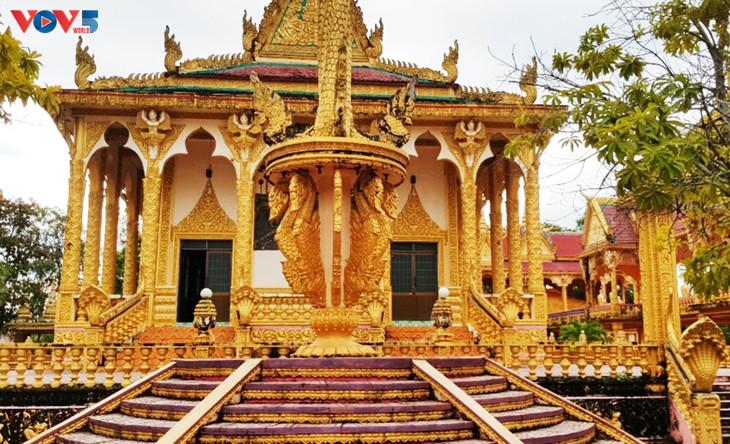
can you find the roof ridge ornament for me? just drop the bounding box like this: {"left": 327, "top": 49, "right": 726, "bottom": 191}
{"left": 74, "top": 36, "right": 96, "bottom": 89}
{"left": 163, "top": 25, "right": 183, "bottom": 73}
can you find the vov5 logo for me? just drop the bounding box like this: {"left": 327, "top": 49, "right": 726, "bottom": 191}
{"left": 10, "top": 10, "right": 98, "bottom": 34}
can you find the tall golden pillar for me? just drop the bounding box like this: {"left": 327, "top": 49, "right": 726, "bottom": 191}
{"left": 522, "top": 147, "right": 546, "bottom": 322}
{"left": 57, "top": 117, "right": 89, "bottom": 327}
{"left": 101, "top": 145, "right": 121, "bottom": 294}
{"left": 460, "top": 181, "right": 481, "bottom": 293}
{"left": 506, "top": 163, "right": 523, "bottom": 292}
{"left": 83, "top": 154, "right": 105, "bottom": 286}
{"left": 129, "top": 110, "right": 183, "bottom": 296}
{"left": 122, "top": 171, "right": 140, "bottom": 295}
{"left": 638, "top": 212, "right": 679, "bottom": 342}
{"left": 221, "top": 113, "right": 261, "bottom": 292}
{"left": 489, "top": 159, "right": 506, "bottom": 294}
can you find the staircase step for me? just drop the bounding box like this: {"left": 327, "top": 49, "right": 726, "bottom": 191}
{"left": 491, "top": 405, "right": 565, "bottom": 430}
{"left": 88, "top": 413, "right": 177, "bottom": 441}
{"left": 242, "top": 379, "right": 431, "bottom": 401}
{"left": 151, "top": 378, "right": 221, "bottom": 400}
{"left": 451, "top": 374, "right": 508, "bottom": 394}
{"left": 472, "top": 390, "right": 535, "bottom": 412}
{"left": 173, "top": 358, "right": 246, "bottom": 379}
{"left": 56, "top": 432, "right": 149, "bottom": 444}
{"left": 426, "top": 356, "right": 487, "bottom": 377}
{"left": 198, "top": 419, "right": 475, "bottom": 443}
{"left": 221, "top": 400, "right": 453, "bottom": 423}
{"left": 513, "top": 420, "right": 595, "bottom": 444}
{"left": 120, "top": 396, "right": 199, "bottom": 420}
{"left": 261, "top": 357, "right": 414, "bottom": 379}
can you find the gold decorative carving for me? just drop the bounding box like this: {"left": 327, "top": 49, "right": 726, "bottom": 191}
{"left": 231, "top": 285, "right": 262, "bottom": 327}
{"left": 83, "top": 155, "right": 105, "bottom": 286}
{"left": 163, "top": 26, "right": 183, "bottom": 73}
{"left": 293, "top": 308, "right": 376, "bottom": 357}
{"left": 74, "top": 37, "right": 96, "bottom": 89}
{"left": 364, "top": 19, "right": 383, "bottom": 62}
{"left": 53, "top": 107, "right": 75, "bottom": 155}
{"left": 268, "top": 171, "right": 326, "bottom": 307}
{"left": 455, "top": 120, "right": 486, "bottom": 169}
{"left": 242, "top": 11, "right": 260, "bottom": 62}
{"left": 376, "top": 76, "right": 417, "bottom": 147}
{"left": 156, "top": 161, "right": 174, "bottom": 287}
{"left": 59, "top": 159, "right": 85, "bottom": 294}
{"left": 455, "top": 57, "right": 537, "bottom": 104}
{"left": 446, "top": 167, "right": 460, "bottom": 286}
{"left": 344, "top": 170, "right": 397, "bottom": 307}
{"left": 495, "top": 288, "right": 527, "bottom": 328}
{"left": 680, "top": 315, "right": 728, "bottom": 392}
{"left": 81, "top": 121, "right": 111, "bottom": 161}
{"left": 360, "top": 291, "right": 388, "bottom": 327}
{"left": 250, "top": 72, "right": 293, "bottom": 145}
{"left": 77, "top": 285, "right": 111, "bottom": 325}
{"left": 174, "top": 180, "right": 236, "bottom": 234}
{"left": 139, "top": 176, "right": 162, "bottom": 293}
{"left": 130, "top": 111, "right": 183, "bottom": 175}
{"left": 221, "top": 112, "right": 262, "bottom": 167}
{"left": 372, "top": 40, "right": 458, "bottom": 84}
{"left": 393, "top": 185, "right": 447, "bottom": 239}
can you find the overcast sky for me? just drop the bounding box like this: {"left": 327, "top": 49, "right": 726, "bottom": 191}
{"left": 0, "top": 0, "right": 614, "bottom": 228}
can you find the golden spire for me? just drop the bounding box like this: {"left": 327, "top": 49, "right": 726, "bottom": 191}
{"left": 312, "top": 0, "right": 354, "bottom": 137}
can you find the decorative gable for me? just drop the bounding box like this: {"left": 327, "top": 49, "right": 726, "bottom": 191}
{"left": 174, "top": 180, "right": 236, "bottom": 234}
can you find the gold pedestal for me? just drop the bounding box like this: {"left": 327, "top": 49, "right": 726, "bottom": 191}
{"left": 294, "top": 308, "right": 377, "bottom": 357}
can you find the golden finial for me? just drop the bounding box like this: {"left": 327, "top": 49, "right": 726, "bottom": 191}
{"left": 74, "top": 36, "right": 96, "bottom": 88}
{"left": 242, "top": 10, "right": 259, "bottom": 62}
{"left": 519, "top": 56, "right": 538, "bottom": 104}
{"left": 163, "top": 25, "right": 183, "bottom": 73}
{"left": 442, "top": 40, "right": 459, "bottom": 83}
{"left": 365, "top": 18, "right": 383, "bottom": 62}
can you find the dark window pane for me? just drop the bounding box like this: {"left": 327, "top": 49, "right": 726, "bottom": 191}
{"left": 414, "top": 243, "right": 437, "bottom": 251}
{"left": 414, "top": 254, "right": 437, "bottom": 292}
{"left": 391, "top": 254, "right": 412, "bottom": 293}
{"left": 207, "top": 251, "right": 231, "bottom": 292}
{"left": 208, "top": 240, "right": 232, "bottom": 250}
{"left": 254, "top": 193, "right": 279, "bottom": 250}
{"left": 181, "top": 240, "right": 206, "bottom": 250}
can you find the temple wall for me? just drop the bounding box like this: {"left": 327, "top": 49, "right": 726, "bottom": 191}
{"left": 252, "top": 251, "right": 289, "bottom": 288}
{"left": 397, "top": 145, "right": 448, "bottom": 230}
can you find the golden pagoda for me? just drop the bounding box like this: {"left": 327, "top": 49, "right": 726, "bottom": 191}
{"left": 52, "top": 0, "right": 550, "bottom": 348}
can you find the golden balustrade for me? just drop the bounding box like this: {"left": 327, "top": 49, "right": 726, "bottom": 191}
{"left": 0, "top": 340, "right": 665, "bottom": 389}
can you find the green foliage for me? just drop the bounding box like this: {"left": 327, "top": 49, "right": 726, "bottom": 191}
{"left": 541, "top": 0, "right": 730, "bottom": 298}
{"left": 558, "top": 320, "right": 608, "bottom": 342}
{"left": 0, "top": 193, "right": 65, "bottom": 331}
{"left": 0, "top": 20, "right": 59, "bottom": 122}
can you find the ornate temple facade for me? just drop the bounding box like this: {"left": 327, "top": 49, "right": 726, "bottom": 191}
{"left": 51, "top": 0, "right": 551, "bottom": 346}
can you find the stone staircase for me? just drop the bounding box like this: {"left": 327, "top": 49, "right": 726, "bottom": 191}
{"left": 42, "top": 356, "right": 636, "bottom": 444}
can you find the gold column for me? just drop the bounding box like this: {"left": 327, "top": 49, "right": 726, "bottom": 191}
{"left": 489, "top": 159, "right": 505, "bottom": 294}
{"left": 101, "top": 145, "right": 121, "bottom": 294}
{"left": 553, "top": 274, "right": 573, "bottom": 312}
{"left": 139, "top": 172, "right": 162, "bottom": 294}
{"left": 459, "top": 181, "right": 480, "bottom": 292}
{"left": 233, "top": 175, "right": 255, "bottom": 288}
{"left": 122, "top": 171, "right": 140, "bottom": 295}
{"left": 506, "top": 163, "right": 523, "bottom": 292}
{"left": 57, "top": 118, "right": 88, "bottom": 324}
{"left": 523, "top": 148, "right": 546, "bottom": 321}
{"left": 82, "top": 154, "right": 105, "bottom": 286}
{"left": 638, "top": 213, "right": 679, "bottom": 342}
{"left": 604, "top": 250, "right": 620, "bottom": 313}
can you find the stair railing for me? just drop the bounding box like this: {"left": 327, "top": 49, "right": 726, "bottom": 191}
{"left": 24, "top": 361, "right": 177, "bottom": 444}
{"left": 665, "top": 292, "right": 726, "bottom": 443}
{"left": 467, "top": 285, "right": 505, "bottom": 342}
{"left": 99, "top": 292, "right": 149, "bottom": 343}
{"left": 483, "top": 357, "right": 643, "bottom": 443}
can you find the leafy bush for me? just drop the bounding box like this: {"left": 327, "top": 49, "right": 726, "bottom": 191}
{"left": 558, "top": 320, "right": 608, "bottom": 342}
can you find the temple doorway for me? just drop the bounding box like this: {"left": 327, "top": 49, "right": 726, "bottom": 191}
{"left": 391, "top": 242, "right": 438, "bottom": 321}
{"left": 177, "top": 239, "right": 232, "bottom": 323}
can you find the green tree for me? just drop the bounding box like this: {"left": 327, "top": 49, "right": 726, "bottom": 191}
{"left": 512, "top": 0, "right": 730, "bottom": 298}
{"left": 0, "top": 18, "right": 59, "bottom": 122}
{"left": 0, "top": 192, "right": 65, "bottom": 330}
{"left": 558, "top": 320, "right": 608, "bottom": 342}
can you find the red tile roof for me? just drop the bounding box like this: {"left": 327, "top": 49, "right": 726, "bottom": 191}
{"left": 549, "top": 232, "right": 583, "bottom": 259}
{"left": 600, "top": 204, "right": 638, "bottom": 246}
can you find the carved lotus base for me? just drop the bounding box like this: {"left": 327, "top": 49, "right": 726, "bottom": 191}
{"left": 293, "top": 308, "right": 377, "bottom": 357}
